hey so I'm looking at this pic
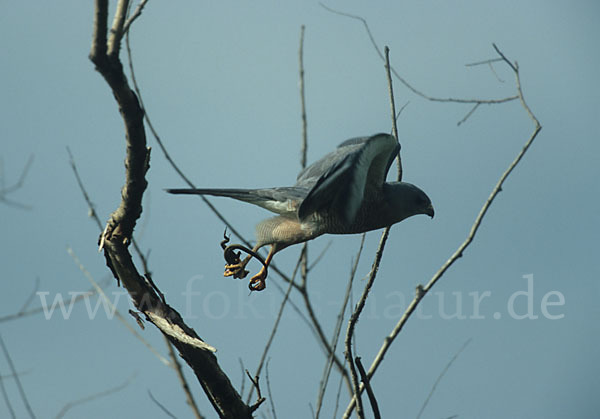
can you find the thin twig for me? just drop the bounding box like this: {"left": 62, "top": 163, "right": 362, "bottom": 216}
{"left": 239, "top": 358, "right": 246, "bottom": 398}
{"left": 320, "top": 3, "right": 519, "bottom": 112}
{"left": 17, "top": 277, "right": 40, "bottom": 313}
{"left": 67, "top": 147, "right": 102, "bottom": 230}
{"left": 246, "top": 371, "right": 267, "bottom": 413}
{"left": 147, "top": 389, "right": 178, "bottom": 419}
{"left": 394, "top": 101, "right": 410, "bottom": 125}
{"left": 299, "top": 278, "right": 351, "bottom": 390}
{"left": 299, "top": 24, "right": 308, "bottom": 169}
{"left": 0, "top": 154, "right": 34, "bottom": 209}
{"left": 123, "top": 0, "right": 149, "bottom": 34}
{"left": 331, "top": 365, "right": 346, "bottom": 419}
{"left": 55, "top": 375, "right": 135, "bottom": 419}
{"left": 315, "top": 234, "right": 364, "bottom": 419}
{"left": 343, "top": 213, "right": 393, "bottom": 419}
{"left": 247, "top": 253, "right": 302, "bottom": 403}
{"left": 298, "top": 24, "right": 310, "bottom": 317}
{"left": 307, "top": 241, "right": 332, "bottom": 271}
{"left": 384, "top": 46, "right": 402, "bottom": 181}
{"left": 416, "top": 338, "right": 472, "bottom": 419}
{"left": 265, "top": 360, "right": 278, "bottom": 419}
{"left": 343, "top": 45, "right": 542, "bottom": 417}
{"left": 0, "top": 363, "right": 17, "bottom": 419}
{"left": 165, "top": 337, "right": 203, "bottom": 419}
{"left": 67, "top": 247, "right": 172, "bottom": 367}
{"left": 0, "top": 335, "right": 35, "bottom": 419}
{"left": 457, "top": 103, "right": 480, "bottom": 127}
{"left": 355, "top": 357, "right": 380, "bottom": 419}
{"left": 69, "top": 147, "right": 153, "bottom": 277}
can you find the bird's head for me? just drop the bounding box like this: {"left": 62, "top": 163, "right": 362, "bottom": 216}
{"left": 383, "top": 182, "right": 434, "bottom": 222}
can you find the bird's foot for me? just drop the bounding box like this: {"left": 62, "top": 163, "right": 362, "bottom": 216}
{"left": 248, "top": 268, "right": 268, "bottom": 292}
{"left": 220, "top": 239, "right": 270, "bottom": 289}
{"left": 224, "top": 262, "right": 249, "bottom": 279}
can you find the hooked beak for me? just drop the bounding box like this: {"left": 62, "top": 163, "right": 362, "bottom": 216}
{"left": 425, "top": 204, "right": 434, "bottom": 219}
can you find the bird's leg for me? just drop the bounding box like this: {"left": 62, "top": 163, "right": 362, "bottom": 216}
{"left": 248, "top": 245, "right": 276, "bottom": 292}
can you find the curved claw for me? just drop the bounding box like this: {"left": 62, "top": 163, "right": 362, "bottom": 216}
{"left": 248, "top": 270, "right": 267, "bottom": 292}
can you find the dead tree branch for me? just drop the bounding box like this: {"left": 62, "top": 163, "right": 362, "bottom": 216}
{"left": 89, "top": 1, "right": 253, "bottom": 417}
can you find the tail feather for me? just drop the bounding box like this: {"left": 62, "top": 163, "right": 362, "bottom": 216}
{"left": 165, "top": 188, "right": 254, "bottom": 199}
{"left": 166, "top": 188, "right": 275, "bottom": 210}
{"left": 166, "top": 187, "right": 308, "bottom": 216}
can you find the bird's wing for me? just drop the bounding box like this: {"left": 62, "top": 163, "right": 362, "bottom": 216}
{"left": 166, "top": 187, "right": 308, "bottom": 216}
{"left": 297, "top": 133, "right": 399, "bottom": 223}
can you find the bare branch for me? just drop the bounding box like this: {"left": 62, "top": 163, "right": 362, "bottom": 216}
{"left": 67, "top": 147, "right": 102, "bottom": 230}
{"left": 89, "top": 2, "right": 254, "bottom": 416}
{"left": 298, "top": 276, "right": 351, "bottom": 390}
{"left": 107, "top": 0, "right": 130, "bottom": 58}
{"left": 416, "top": 338, "right": 472, "bottom": 419}
{"left": 307, "top": 240, "right": 332, "bottom": 271}
{"left": 123, "top": 0, "right": 149, "bottom": 35}
{"left": 245, "top": 371, "right": 267, "bottom": 413}
{"left": 17, "top": 277, "right": 40, "bottom": 314}
{"left": 320, "top": 3, "right": 519, "bottom": 111}
{"left": 298, "top": 24, "right": 310, "bottom": 300}
{"left": 68, "top": 146, "right": 152, "bottom": 277}
{"left": 465, "top": 57, "right": 504, "bottom": 67}
{"left": 299, "top": 24, "right": 308, "bottom": 169}
{"left": 343, "top": 45, "right": 542, "bottom": 417}
{"left": 147, "top": 390, "right": 178, "bottom": 419}
{"left": 0, "top": 154, "right": 33, "bottom": 195}
{"left": 265, "top": 360, "right": 278, "bottom": 419}
{"left": 315, "top": 235, "right": 364, "bottom": 418}
{"left": 0, "top": 363, "right": 17, "bottom": 419}
{"left": 239, "top": 358, "right": 246, "bottom": 398}
{"left": 247, "top": 253, "right": 302, "bottom": 403}
{"left": 0, "top": 155, "right": 34, "bottom": 209}
{"left": 0, "top": 335, "right": 35, "bottom": 419}
{"left": 384, "top": 46, "right": 402, "bottom": 181}
{"left": 355, "top": 357, "right": 380, "bottom": 419}
{"left": 343, "top": 225, "right": 394, "bottom": 419}
{"left": 457, "top": 103, "right": 480, "bottom": 127}
{"left": 90, "top": 0, "right": 108, "bottom": 62}
{"left": 55, "top": 375, "right": 135, "bottom": 419}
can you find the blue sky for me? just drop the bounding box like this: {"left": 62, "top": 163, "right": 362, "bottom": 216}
{"left": 1, "top": 1, "right": 599, "bottom": 418}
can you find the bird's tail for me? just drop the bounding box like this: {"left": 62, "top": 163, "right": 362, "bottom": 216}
{"left": 166, "top": 187, "right": 308, "bottom": 216}
{"left": 166, "top": 188, "right": 258, "bottom": 202}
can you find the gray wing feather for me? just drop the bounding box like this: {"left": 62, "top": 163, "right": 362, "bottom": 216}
{"left": 297, "top": 133, "right": 398, "bottom": 223}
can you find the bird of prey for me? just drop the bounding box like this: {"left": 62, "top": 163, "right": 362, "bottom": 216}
{"left": 167, "top": 133, "right": 434, "bottom": 291}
